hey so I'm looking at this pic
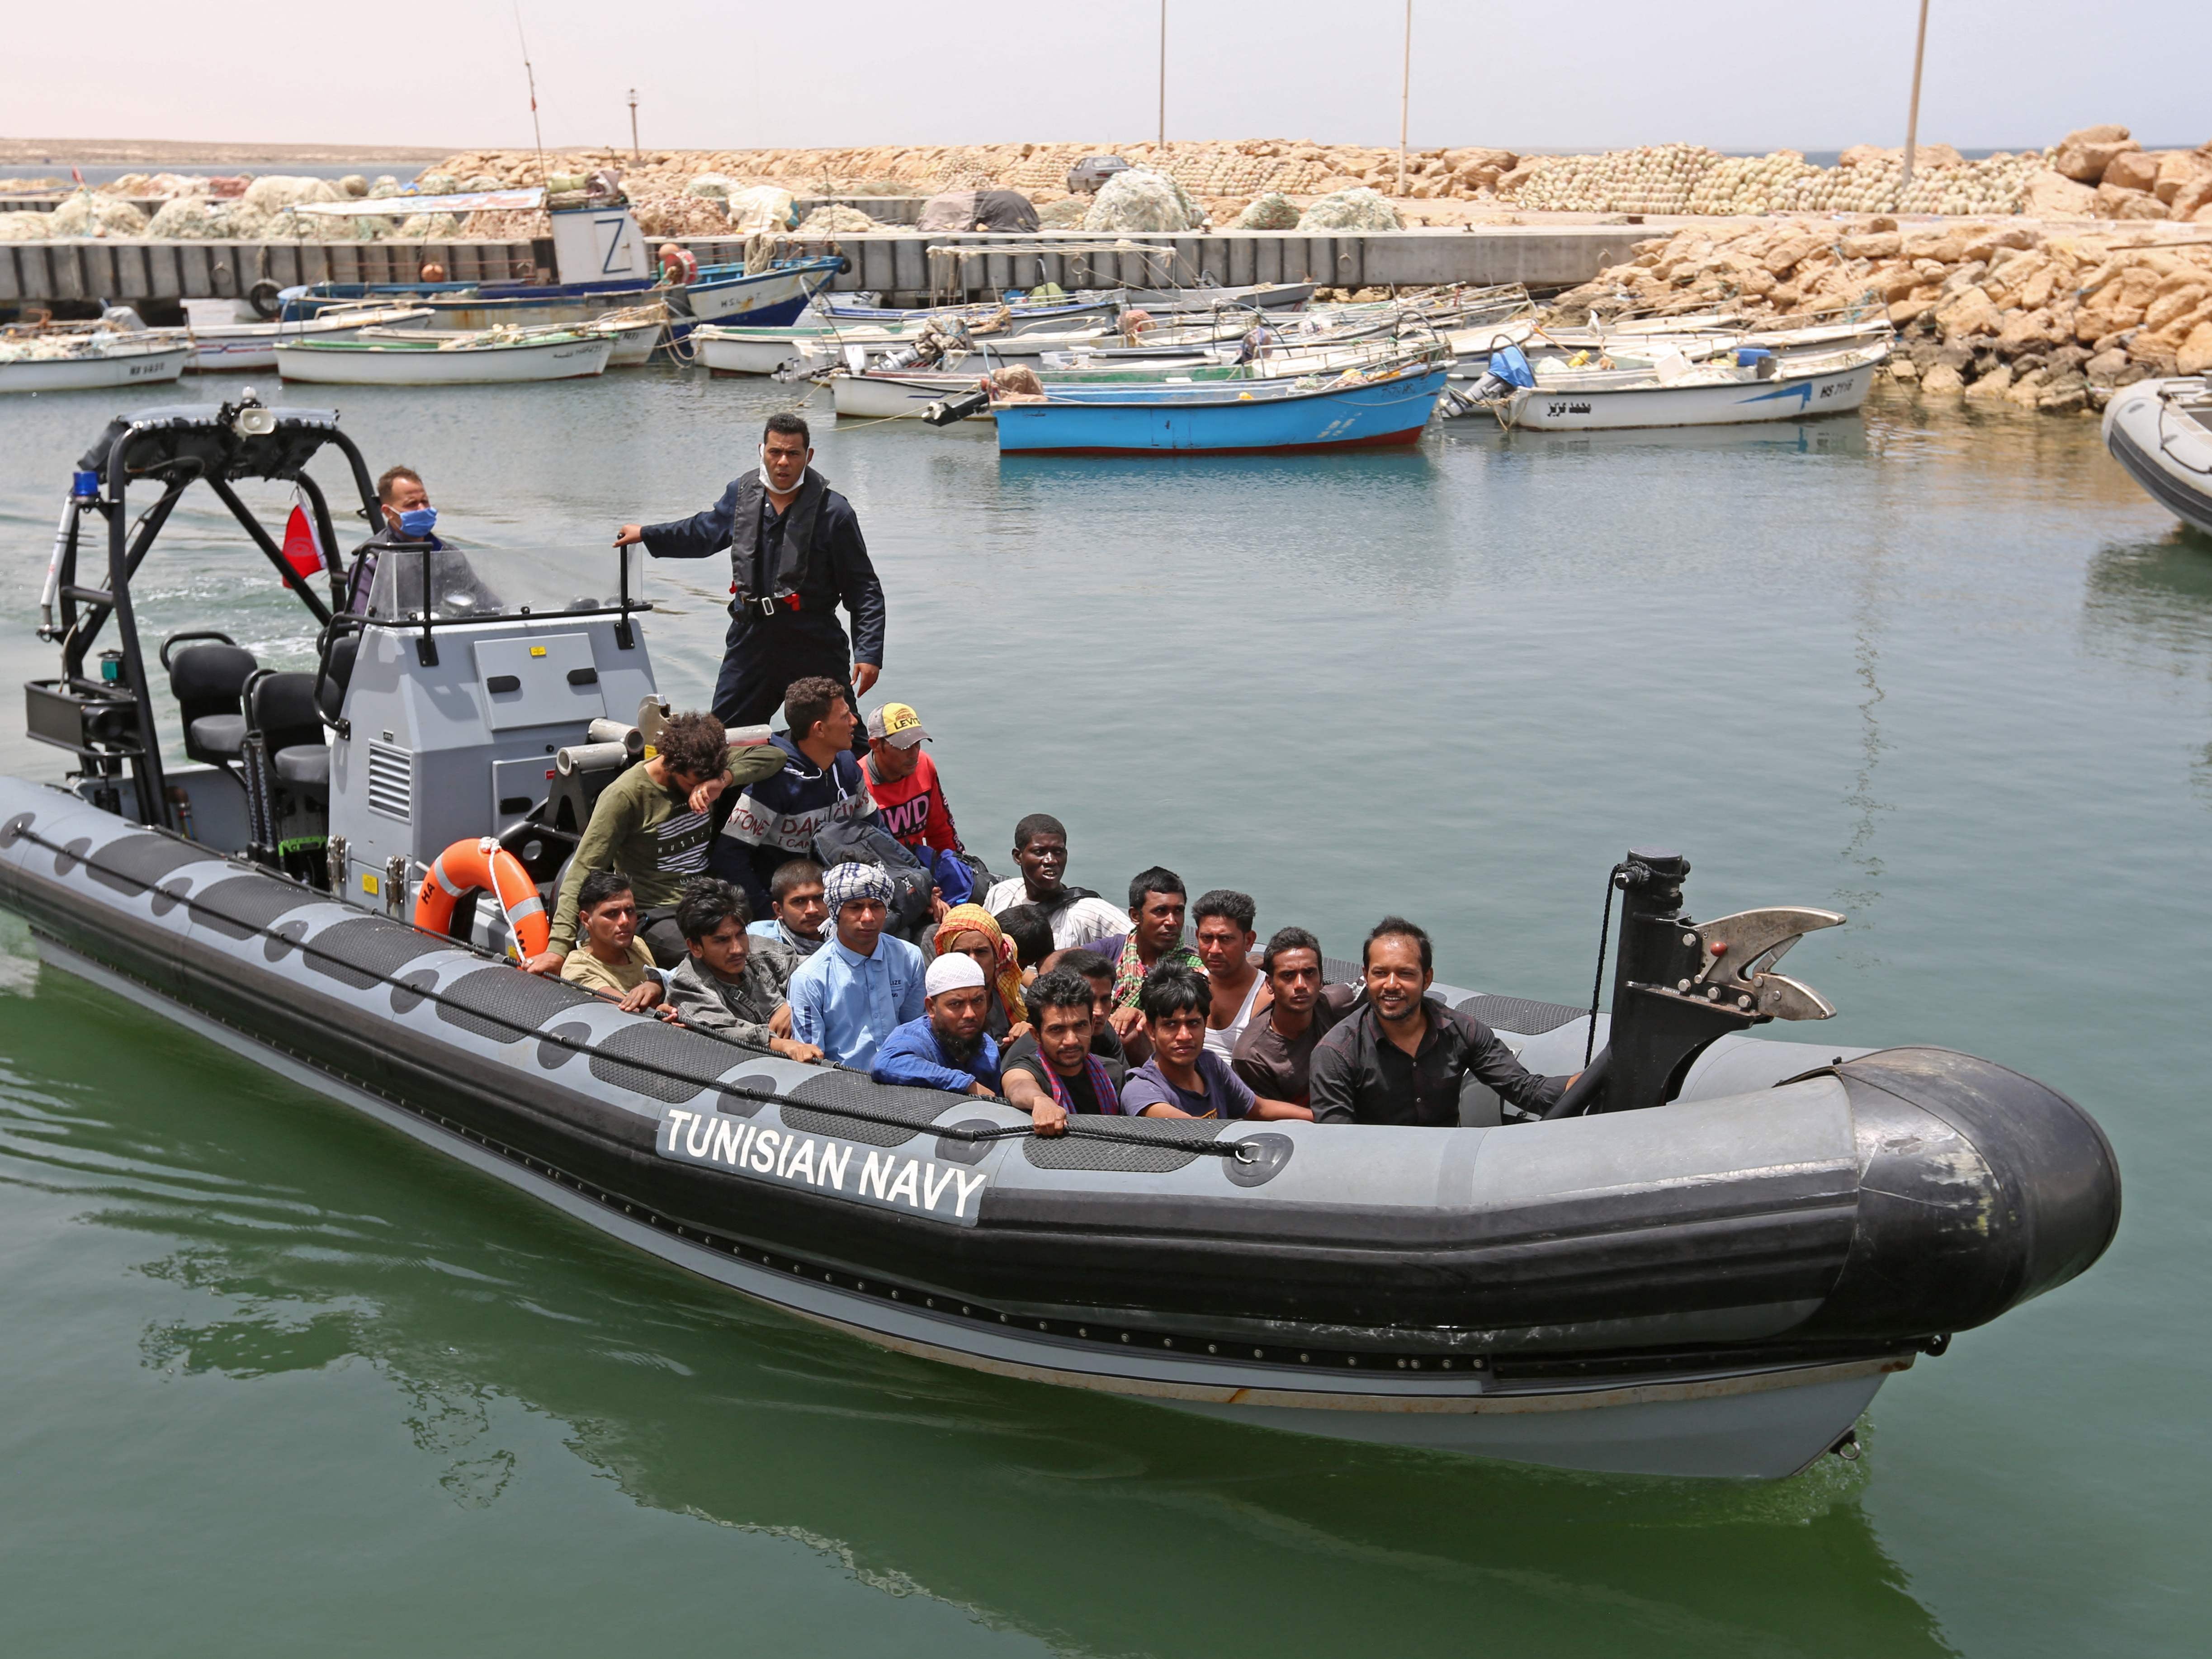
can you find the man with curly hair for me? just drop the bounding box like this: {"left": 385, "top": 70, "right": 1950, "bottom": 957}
{"left": 529, "top": 710, "right": 782, "bottom": 978}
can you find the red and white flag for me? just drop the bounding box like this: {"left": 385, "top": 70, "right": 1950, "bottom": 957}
{"left": 280, "top": 491, "right": 325, "bottom": 581}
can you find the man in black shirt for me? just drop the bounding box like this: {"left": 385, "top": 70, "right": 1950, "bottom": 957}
{"left": 614, "top": 412, "right": 886, "bottom": 728}
{"left": 1002, "top": 967, "right": 1128, "bottom": 1134}
{"left": 1232, "top": 926, "right": 1360, "bottom": 1107}
{"left": 1309, "top": 918, "right": 1567, "bottom": 1126}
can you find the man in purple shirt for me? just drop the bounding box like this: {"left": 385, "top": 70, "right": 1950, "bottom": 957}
{"left": 1120, "top": 964, "right": 1312, "bottom": 1123}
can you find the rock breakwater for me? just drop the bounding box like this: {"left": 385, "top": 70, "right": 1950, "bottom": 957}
{"left": 1553, "top": 211, "right": 2212, "bottom": 414}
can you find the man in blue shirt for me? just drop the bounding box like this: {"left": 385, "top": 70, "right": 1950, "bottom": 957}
{"left": 786, "top": 861, "right": 927, "bottom": 1070}
{"left": 871, "top": 954, "right": 1002, "bottom": 1097}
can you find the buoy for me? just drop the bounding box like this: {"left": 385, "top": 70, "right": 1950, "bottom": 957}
{"left": 658, "top": 245, "right": 699, "bottom": 285}
{"left": 414, "top": 837, "right": 548, "bottom": 959}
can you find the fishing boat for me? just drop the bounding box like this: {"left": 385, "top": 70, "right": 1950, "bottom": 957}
{"left": 184, "top": 305, "right": 440, "bottom": 373}
{"left": 816, "top": 294, "right": 1120, "bottom": 332}
{"left": 5, "top": 398, "right": 2120, "bottom": 1480}
{"left": 273, "top": 327, "right": 616, "bottom": 385}
{"left": 279, "top": 256, "right": 843, "bottom": 338}
{"left": 1113, "top": 280, "right": 1317, "bottom": 313}
{"left": 994, "top": 358, "right": 1452, "bottom": 455}
{"left": 0, "top": 330, "right": 193, "bottom": 392}
{"left": 2102, "top": 375, "right": 2212, "bottom": 538}
{"left": 359, "top": 306, "right": 669, "bottom": 369}
{"left": 1451, "top": 344, "right": 1886, "bottom": 431}
{"left": 833, "top": 340, "right": 1413, "bottom": 422}
{"left": 693, "top": 312, "right": 1114, "bottom": 377}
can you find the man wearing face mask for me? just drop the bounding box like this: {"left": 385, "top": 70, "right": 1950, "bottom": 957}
{"left": 614, "top": 412, "right": 886, "bottom": 729}
{"left": 345, "top": 464, "right": 442, "bottom": 614}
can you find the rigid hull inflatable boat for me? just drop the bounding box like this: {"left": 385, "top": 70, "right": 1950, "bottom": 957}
{"left": 5, "top": 402, "right": 2122, "bottom": 1480}
{"left": 2103, "top": 375, "right": 2212, "bottom": 538}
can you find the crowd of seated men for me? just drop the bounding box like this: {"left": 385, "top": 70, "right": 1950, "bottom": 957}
{"left": 533, "top": 676, "right": 1571, "bottom": 1129}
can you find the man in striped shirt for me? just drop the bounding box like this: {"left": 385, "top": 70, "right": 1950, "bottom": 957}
{"left": 529, "top": 711, "right": 783, "bottom": 977}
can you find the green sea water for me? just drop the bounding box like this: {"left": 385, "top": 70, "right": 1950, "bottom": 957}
{"left": 0, "top": 370, "right": 2204, "bottom": 1656}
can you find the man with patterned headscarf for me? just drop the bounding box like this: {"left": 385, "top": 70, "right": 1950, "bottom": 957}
{"left": 785, "top": 860, "right": 928, "bottom": 1070}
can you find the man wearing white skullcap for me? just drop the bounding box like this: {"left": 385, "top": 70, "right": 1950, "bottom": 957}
{"left": 870, "top": 949, "right": 1003, "bottom": 1096}
{"left": 785, "top": 859, "right": 928, "bottom": 1070}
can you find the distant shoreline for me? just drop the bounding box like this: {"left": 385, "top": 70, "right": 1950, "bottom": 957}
{"left": 0, "top": 137, "right": 467, "bottom": 164}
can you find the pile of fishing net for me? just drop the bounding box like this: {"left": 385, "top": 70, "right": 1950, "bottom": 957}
{"left": 46, "top": 192, "right": 150, "bottom": 236}
{"left": 147, "top": 197, "right": 232, "bottom": 239}
{"left": 686, "top": 174, "right": 741, "bottom": 198}
{"left": 1082, "top": 168, "right": 1204, "bottom": 232}
{"left": 1297, "top": 188, "right": 1402, "bottom": 231}
{"left": 1035, "top": 195, "right": 1091, "bottom": 229}
{"left": 794, "top": 204, "right": 880, "bottom": 235}
{"left": 0, "top": 212, "right": 54, "bottom": 241}
{"left": 1234, "top": 191, "right": 1301, "bottom": 229}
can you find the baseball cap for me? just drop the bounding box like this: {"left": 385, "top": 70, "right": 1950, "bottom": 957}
{"left": 865, "top": 702, "right": 928, "bottom": 747}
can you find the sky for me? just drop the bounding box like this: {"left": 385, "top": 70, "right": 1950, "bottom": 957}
{"left": 7, "top": 1, "right": 2205, "bottom": 157}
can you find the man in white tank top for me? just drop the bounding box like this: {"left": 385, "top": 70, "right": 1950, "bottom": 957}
{"left": 1193, "top": 889, "right": 1270, "bottom": 1059}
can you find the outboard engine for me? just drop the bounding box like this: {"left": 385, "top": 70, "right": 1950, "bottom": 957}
{"left": 1551, "top": 850, "right": 1842, "bottom": 1116}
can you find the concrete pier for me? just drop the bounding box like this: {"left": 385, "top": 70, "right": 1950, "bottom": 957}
{"left": 1, "top": 223, "right": 1648, "bottom": 307}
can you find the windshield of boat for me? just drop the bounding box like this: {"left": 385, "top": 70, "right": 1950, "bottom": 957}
{"left": 358, "top": 539, "right": 645, "bottom": 624}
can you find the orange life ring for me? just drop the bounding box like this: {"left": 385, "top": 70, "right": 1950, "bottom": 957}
{"left": 414, "top": 837, "right": 549, "bottom": 959}
{"left": 658, "top": 244, "right": 699, "bottom": 285}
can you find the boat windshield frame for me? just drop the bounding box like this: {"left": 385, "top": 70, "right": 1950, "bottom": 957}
{"left": 32, "top": 401, "right": 373, "bottom": 830}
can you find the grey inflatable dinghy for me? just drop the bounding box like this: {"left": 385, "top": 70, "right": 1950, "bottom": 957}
{"left": 3, "top": 400, "right": 2122, "bottom": 1479}
{"left": 2103, "top": 374, "right": 2212, "bottom": 538}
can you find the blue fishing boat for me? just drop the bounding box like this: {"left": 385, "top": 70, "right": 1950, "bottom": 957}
{"left": 993, "top": 362, "right": 1450, "bottom": 455}
{"left": 278, "top": 257, "right": 844, "bottom": 339}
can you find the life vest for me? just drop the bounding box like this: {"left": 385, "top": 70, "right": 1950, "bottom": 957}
{"left": 725, "top": 468, "right": 827, "bottom": 617}
{"left": 414, "top": 837, "right": 549, "bottom": 959}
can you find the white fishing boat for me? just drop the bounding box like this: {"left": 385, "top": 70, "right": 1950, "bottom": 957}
{"left": 698, "top": 318, "right": 1113, "bottom": 377}
{"left": 2103, "top": 375, "right": 2212, "bottom": 538}
{"left": 0, "top": 331, "right": 192, "bottom": 392}
{"left": 358, "top": 307, "right": 668, "bottom": 369}
{"left": 272, "top": 327, "right": 616, "bottom": 386}
{"left": 1453, "top": 343, "right": 1888, "bottom": 431}
{"left": 185, "top": 305, "right": 436, "bottom": 373}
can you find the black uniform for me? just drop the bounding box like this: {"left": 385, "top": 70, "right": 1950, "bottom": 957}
{"left": 641, "top": 467, "right": 886, "bottom": 728}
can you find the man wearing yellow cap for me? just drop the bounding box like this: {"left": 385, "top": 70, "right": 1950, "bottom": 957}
{"left": 860, "top": 701, "right": 976, "bottom": 909}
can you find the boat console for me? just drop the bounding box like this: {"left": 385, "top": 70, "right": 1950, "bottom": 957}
{"left": 26, "top": 395, "right": 660, "bottom": 951}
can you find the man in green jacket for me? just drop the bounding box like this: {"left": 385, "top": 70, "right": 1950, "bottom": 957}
{"left": 525, "top": 710, "right": 784, "bottom": 976}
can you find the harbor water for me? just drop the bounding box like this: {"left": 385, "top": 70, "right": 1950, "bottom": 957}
{"left": 0, "top": 371, "right": 2204, "bottom": 1655}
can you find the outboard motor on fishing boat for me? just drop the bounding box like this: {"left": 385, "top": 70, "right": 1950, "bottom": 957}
{"left": 1550, "top": 850, "right": 1843, "bottom": 1117}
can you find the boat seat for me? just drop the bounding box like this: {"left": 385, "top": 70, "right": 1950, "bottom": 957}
{"left": 246, "top": 671, "right": 330, "bottom": 803}
{"left": 274, "top": 746, "right": 331, "bottom": 789}
{"left": 163, "top": 633, "right": 260, "bottom": 766}
{"left": 187, "top": 713, "right": 248, "bottom": 759}
{"left": 315, "top": 632, "right": 359, "bottom": 724}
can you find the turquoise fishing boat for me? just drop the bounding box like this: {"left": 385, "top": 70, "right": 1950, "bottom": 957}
{"left": 993, "top": 362, "right": 1450, "bottom": 455}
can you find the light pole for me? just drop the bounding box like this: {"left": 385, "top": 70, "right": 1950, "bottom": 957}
{"left": 1397, "top": 1, "right": 1412, "bottom": 197}
{"left": 1900, "top": 0, "right": 1930, "bottom": 190}
{"left": 1157, "top": 1, "right": 1167, "bottom": 152}
{"left": 627, "top": 88, "right": 640, "bottom": 163}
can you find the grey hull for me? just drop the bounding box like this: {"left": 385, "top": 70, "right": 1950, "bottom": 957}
{"left": 0, "top": 781, "right": 2118, "bottom": 1481}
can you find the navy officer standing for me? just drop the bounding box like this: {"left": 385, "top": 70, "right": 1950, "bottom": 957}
{"left": 614, "top": 412, "right": 884, "bottom": 728}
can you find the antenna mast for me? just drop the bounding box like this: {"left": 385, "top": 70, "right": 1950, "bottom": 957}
{"left": 512, "top": 5, "right": 548, "bottom": 184}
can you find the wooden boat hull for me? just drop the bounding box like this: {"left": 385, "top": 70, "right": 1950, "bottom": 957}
{"left": 273, "top": 334, "right": 616, "bottom": 385}
{"left": 0, "top": 342, "right": 191, "bottom": 392}
{"left": 996, "top": 366, "right": 1449, "bottom": 455}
